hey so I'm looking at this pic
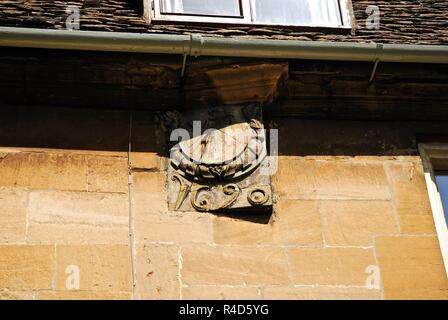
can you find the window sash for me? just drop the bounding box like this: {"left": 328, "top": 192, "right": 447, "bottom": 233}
{"left": 160, "top": 0, "right": 244, "bottom": 18}
{"left": 152, "top": 0, "right": 352, "bottom": 28}
{"left": 435, "top": 171, "right": 448, "bottom": 223}
{"left": 154, "top": 0, "right": 252, "bottom": 24}
{"left": 251, "top": 0, "right": 342, "bottom": 27}
{"left": 419, "top": 143, "right": 448, "bottom": 277}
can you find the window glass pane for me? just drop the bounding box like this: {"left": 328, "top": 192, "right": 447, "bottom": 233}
{"left": 160, "top": 0, "right": 242, "bottom": 17}
{"left": 435, "top": 172, "right": 448, "bottom": 223}
{"left": 253, "top": 0, "right": 342, "bottom": 26}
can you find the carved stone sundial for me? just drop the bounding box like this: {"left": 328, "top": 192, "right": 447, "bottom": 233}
{"left": 166, "top": 105, "right": 273, "bottom": 213}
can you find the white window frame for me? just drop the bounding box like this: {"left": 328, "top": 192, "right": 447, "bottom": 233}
{"left": 150, "top": 0, "right": 352, "bottom": 29}
{"left": 153, "top": 0, "right": 252, "bottom": 24}
{"left": 419, "top": 143, "right": 448, "bottom": 277}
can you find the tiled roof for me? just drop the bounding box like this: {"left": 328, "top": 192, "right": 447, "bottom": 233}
{"left": 0, "top": 0, "right": 447, "bottom": 44}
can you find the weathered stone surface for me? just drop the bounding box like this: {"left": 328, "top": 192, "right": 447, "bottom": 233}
{"left": 37, "top": 291, "right": 131, "bottom": 300}
{"left": 0, "top": 291, "right": 35, "bottom": 300}
{"left": 131, "top": 162, "right": 212, "bottom": 244}
{"left": 1, "top": 97, "right": 447, "bottom": 302}
{"left": 274, "top": 158, "right": 390, "bottom": 200}
{"left": 0, "top": 146, "right": 124, "bottom": 158}
{"left": 321, "top": 201, "right": 398, "bottom": 246}
{"left": 132, "top": 172, "right": 166, "bottom": 193}
{"left": 276, "top": 119, "right": 417, "bottom": 156}
{"left": 0, "top": 245, "right": 54, "bottom": 290}
{"left": 184, "top": 63, "right": 288, "bottom": 106}
{"left": 0, "top": 187, "right": 27, "bottom": 243}
{"left": 132, "top": 171, "right": 212, "bottom": 244}
{"left": 135, "top": 244, "right": 180, "bottom": 300}
{"left": 55, "top": 245, "right": 131, "bottom": 292}
{"left": 376, "top": 236, "right": 448, "bottom": 299}
{"left": 273, "top": 200, "right": 323, "bottom": 245}
{"left": 288, "top": 248, "right": 376, "bottom": 286}
{"left": 28, "top": 223, "right": 129, "bottom": 246}
{"left": 130, "top": 152, "right": 163, "bottom": 171}
{"left": 213, "top": 215, "right": 274, "bottom": 245}
{"left": 385, "top": 162, "right": 436, "bottom": 234}
{"left": 263, "top": 286, "right": 382, "bottom": 300}
{"left": 28, "top": 190, "right": 129, "bottom": 244}
{"left": 181, "top": 246, "right": 289, "bottom": 286}
{"left": 0, "top": 105, "right": 130, "bottom": 155}
{"left": 130, "top": 112, "right": 166, "bottom": 170}
{"left": 136, "top": 214, "right": 212, "bottom": 245}
{"left": 183, "top": 286, "right": 262, "bottom": 300}
{"left": 0, "top": 151, "right": 87, "bottom": 191}
{"left": 3, "top": 49, "right": 448, "bottom": 120}
{"left": 87, "top": 156, "right": 128, "bottom": 193}
{"left": 0, "top": 152, "right": 128, "bottom": 194}
{"left": 213, "top": 200, "right": 322, "bottom": 246}
{"left": 284, "top": 64, "right": 448, "bottom": 119}
{"left": 132, "top": 191, "right": 167, "bottom": 216}
{"left": 166, "top": 104, "right": 273, "bottom": 213}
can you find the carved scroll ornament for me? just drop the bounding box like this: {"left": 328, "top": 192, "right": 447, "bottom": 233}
{"left": 167, "top": 105, "right": 273, "bottom": 213}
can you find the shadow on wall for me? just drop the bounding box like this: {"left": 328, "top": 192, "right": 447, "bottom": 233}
{"left": 2, "top": 105, "right": 448, "bottom": 155}
{"left": 0, "top": 105, "right": 133, "bottom": 153}
{"left": 268, "top": 117, "right": 448, "bottom": 157}
{"left": 1, "top": 104, "right": 448, "bottom": 226}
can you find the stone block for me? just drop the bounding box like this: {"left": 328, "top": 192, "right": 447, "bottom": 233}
{"left": 0, "top": 152, "right": 87, "bottom": 191}
{"left": 385, "top": 162, "right": 436, "bottom": 234}
{"left": 0, "top": 245, "right": 54, "bottom": 290}
{"left": 0, "top": 187, "right": 27, "bottom": 243}
{"left": 183, "top": 286, "right": 262, "bottom": 300}
{"left": 263, "top": 286, "right": 382, "bottom": 300}
{"left": 181, "top": 246, "right": 289, "bottom": 286}
{"left": 135, "top": 244, "right": 180, "bottom": 300}
{"left": 288, "top": 247, "right": 376, "bottom": 286}
{"left": 321, "top": 200, "right": 398, "bottom": 246}
{"left": 55, "top": 245, "right": 131, "bottom": 292}
{"left": 376, "top": 236, "right": 448, "bottom": 299}
{"left": 87, "top": 156, "right": 128, "bottom": 193}
{"left": 37, "top": 291, "right": 131, "bottom": 300}
{"left": 28, "top": 190, "right": 129, "bottom": 244}
{"left": 274, "top": 158, "right": 390, "bottom": 200}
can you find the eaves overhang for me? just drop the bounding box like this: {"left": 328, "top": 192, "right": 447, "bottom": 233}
{"left": 0, "top": 27, "right": 447, "bottom": 64}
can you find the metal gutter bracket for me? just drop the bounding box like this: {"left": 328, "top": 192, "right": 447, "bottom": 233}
{"left": 369, "top": 43, "right": 384, "bottom": 84}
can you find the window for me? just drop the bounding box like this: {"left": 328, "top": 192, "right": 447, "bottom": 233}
{"left": 160, "top": 0, "right": 243, "bottom": 17}
{"left": 435, "top": 171, "right": 448, "bottom": 223}
{"left": 419, "top": 143, "right": 448, "bottom": 276}
{"left": 151, "top": 0, "right": 352, "bottom": 28}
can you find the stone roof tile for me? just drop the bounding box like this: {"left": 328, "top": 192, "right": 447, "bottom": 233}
{"left": 0, "top": 0, "right": 447, "bottom": 44}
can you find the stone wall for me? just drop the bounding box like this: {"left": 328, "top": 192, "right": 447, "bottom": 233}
{"left": 0, "top": 105, "right": 447, "bottom": 300}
